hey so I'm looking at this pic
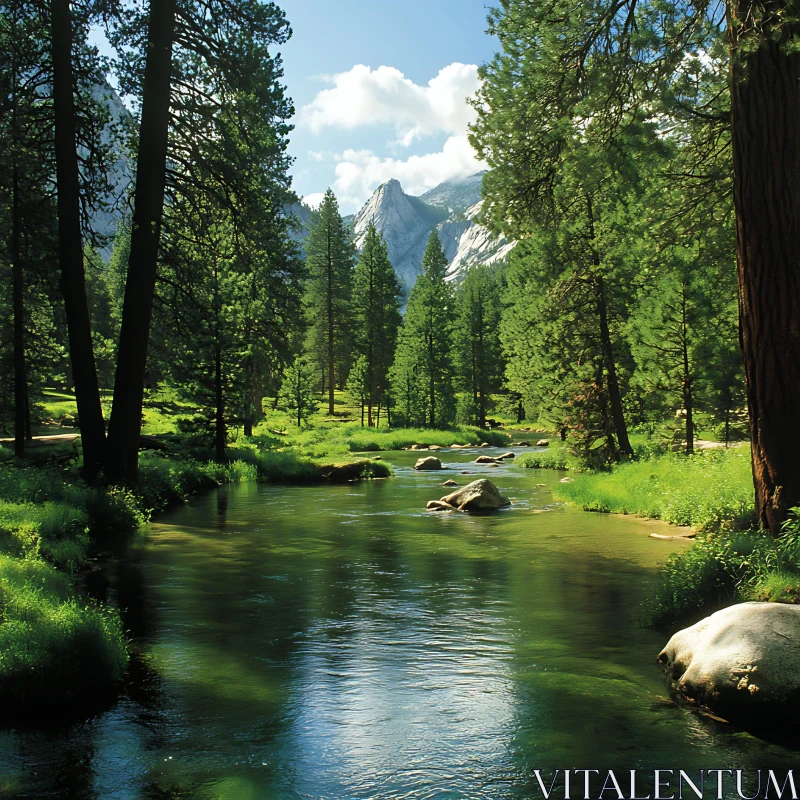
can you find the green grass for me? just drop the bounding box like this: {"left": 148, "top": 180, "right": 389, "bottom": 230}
{"left": 556, "top": 448, "right": 755, "bottom": 532}
{"left": 0, "top": 553, "right": 127, "bottom": 709}
{"left": 265, "top": 421, "right": 510, "bottom": 454}
{"left": 553, "top": 446, "right": 800, "bottom": 629}
{"left": 515, "top": 442, "right": 572, "bottom": 471}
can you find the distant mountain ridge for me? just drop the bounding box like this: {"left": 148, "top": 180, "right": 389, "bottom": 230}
{"left": 295, "top": 172, "right": 514, "bottom": 292}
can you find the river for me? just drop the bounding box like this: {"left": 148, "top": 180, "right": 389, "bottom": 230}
{"left": 0, "top": 447, "right": 796, "bottom": 799}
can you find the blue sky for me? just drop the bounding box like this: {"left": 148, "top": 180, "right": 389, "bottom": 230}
{"left": 92, "top": 1, "right": 497, "bottom": 214}
{"left": 279, "top": 0, "right": 497, "bottom": 211}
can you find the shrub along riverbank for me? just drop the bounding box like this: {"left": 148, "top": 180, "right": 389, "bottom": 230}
{"left": 0, "top": 423, "right": 507, "bottom": 710}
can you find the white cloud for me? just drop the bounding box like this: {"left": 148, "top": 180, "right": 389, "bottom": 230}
{"left": 332, "top": 134, "right": 485, "bottom": 211}
{"left": 302, "top": 63, "right": 480, "bottom": 146}
{"left": 302, "top": 192, "right": 326, "bottom": 210}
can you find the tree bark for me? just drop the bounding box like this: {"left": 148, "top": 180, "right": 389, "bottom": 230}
{"left": 585, "top": 196, "right": 633, "bottom": 458}
{"left": 51, "top": 0, "right": 106, "bottom": 478}
{"left": 681, "top": 287, "right": 694, "bottom": 455}
{"left": 327, "top": 226, "right": 335, "bottom": 415}
{"left": 597, "top": 279, "right": 633, "bottom": 457}
{"left": 105, "top": 0, "right": 176, "bottom": 483}
{"left": 214, "top": 338, "right": 225, "bottom": 463}
{"left": 12, "top": 166, "right": 25, "bottom": 460}
{"left": 730, "top": 1, "right": 800, "bottom": 532}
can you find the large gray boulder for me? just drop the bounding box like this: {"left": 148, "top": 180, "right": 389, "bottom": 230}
{"left": 659, "top": 602, "right": 800, "bottom": 724}
{"left": 427, "top": 479, "right": 511, "bottom": 513}
{"left": 414, "top": 456, "right": 443, "bottom": 471}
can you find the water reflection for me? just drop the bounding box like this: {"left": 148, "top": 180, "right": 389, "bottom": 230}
{"left": 1, "top": 450, "right": 797, "bottom": 799}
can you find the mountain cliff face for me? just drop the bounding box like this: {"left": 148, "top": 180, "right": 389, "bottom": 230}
{"left": 352, "top": 179, "right": 448, "bottom": 291}
{"left": 350, "top": 174, "right": 514, "bottom": 292}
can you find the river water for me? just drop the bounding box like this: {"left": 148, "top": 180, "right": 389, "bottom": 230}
{"left": 0, "top": 447, "right": 797, "bottom": 799}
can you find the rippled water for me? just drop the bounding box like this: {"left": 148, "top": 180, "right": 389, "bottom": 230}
{"left": 1, "top": 447, "right": 797, "bottom": 799}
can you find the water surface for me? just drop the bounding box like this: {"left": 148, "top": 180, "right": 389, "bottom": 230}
{"left": 1, "top": 447, "right": 795, "bottom": 799}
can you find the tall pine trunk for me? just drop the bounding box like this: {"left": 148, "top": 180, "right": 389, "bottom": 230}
{"left": 214, "top": 341, "right": 225, "bottom": 463}
{"left": 730, "top": 1, "right": 800, "bottom": 532}
{"left": 327, "top": 228, "right": 335, "bottom": 415}
{"left": 106, "top": 0, "right": 176, "bottom": 483}
{"left": 586, "top": 195, "right": 632, "bottom": 458}
{"left": 681, "top": 288, "right": 694, "bottom": 455}
{"left": 428, "top": 329, "right": 436, "bottom": 428}
{"left": 51, "top": 0, "right": 106, "bottom": 477}
{"left": 11, "top": 167, "right": 25, "bottom": 460}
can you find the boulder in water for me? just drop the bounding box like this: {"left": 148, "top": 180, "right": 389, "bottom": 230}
{"left": 518, "top": 441, "right": 531, "bottom": 447}
{"left": 427, "top": 499, "right": 455, "bottom": 512}
{"left": 475, "top": 455, "right": 498, "bottom": 464}
{"left": 496, "top": 452, "right": 516, "bottom": 460}
{"left": 478, "top": 442, "right": 490, "bottom": 448}
{"left": 434, "top": 479, "right": 511, "bottom": 512}
{"left": 536, "top": 439, "right": 550, "bottom": 447}
{"left": 414, "top": 456, "right": 443, "bottom": 471}
{"left": 442, "top": 479, "right": 459, "bottom": 487}
{"left": 659, "top": 602, "right": 800, "bottom": 724}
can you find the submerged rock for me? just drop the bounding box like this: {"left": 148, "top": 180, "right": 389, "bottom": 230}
{"left": 518, "top": 441, "right": 531, "bottom": 447}
{"left": 659, "top": 603, "right": 800, "bottom": 725}
{"left": 427, "top": 479, "right": 511, "bottom": 513}
{"left": 414, "top": 456, "right": 443, "bottom": 471}
{"left": 442, "top": 479, "right": 459, "bottom": 487}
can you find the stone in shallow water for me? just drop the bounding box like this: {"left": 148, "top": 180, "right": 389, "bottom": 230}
{"left": 414, "top": 456, "right": 442, "bottom": 471}
{"left": 496, "top": 452, "right": 516, "bottom": 460}
{"left": 442, "top": 480, "right": 459, "bottom": 487}
{"left": 659, "top": 602, "right": 800, "bottom": 725}
{"left": 536, "top": 439, "right": 550, "bottom": 447}
{"left": 428, "top": 479, "right": 511, "bottom": 513}
{"left": 474, "top": 455, "right": 497, "bottom": 464}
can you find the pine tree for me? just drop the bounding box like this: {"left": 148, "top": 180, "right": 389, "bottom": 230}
{"left": 304, "top": 189, "right": 355, "bottom": 415}
{"left": 628, "top": 249, "right": 712, "bottom": 454}
{"left": 351, "top": 223, "right": 401, "bottom": 426}
{"left": 453, "top": 265, "right": 503, "bottom": 428}
{"left": 390, "top": 232, "right": 455, "bottom": 428}
{"left": 345, "top": 354, "right": 369, "bottom": 426}
{"left": 107, "top": 0, "right": 295, "bottom": 482}
{"left": 279, "top": 356, "right": 319, "bottom": 429}
{"left": 471, "top": 0, "right": 800, "bottom": 529}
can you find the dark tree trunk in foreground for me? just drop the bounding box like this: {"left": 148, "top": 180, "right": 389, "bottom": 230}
{"left": 106, "top": 0, "right": 176, "bottom": 483}
{"left": 12, "top": 168, "right": 25, "bottom": 460}
{"left": 730, "top": 1, "right": 800, "bottom": 532}
{"left": 51, "top": 0, "right": 106, "bottom": 477}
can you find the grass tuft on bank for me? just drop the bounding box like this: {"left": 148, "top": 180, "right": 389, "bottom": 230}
{"left": 515, "top": 443, "right": 572, "bottom": 471}
{"left": 648, "top": 513, "right": 800, "bottom": 627}
{"left": 555, "top": 448, "right": 755, "bottom": 532}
